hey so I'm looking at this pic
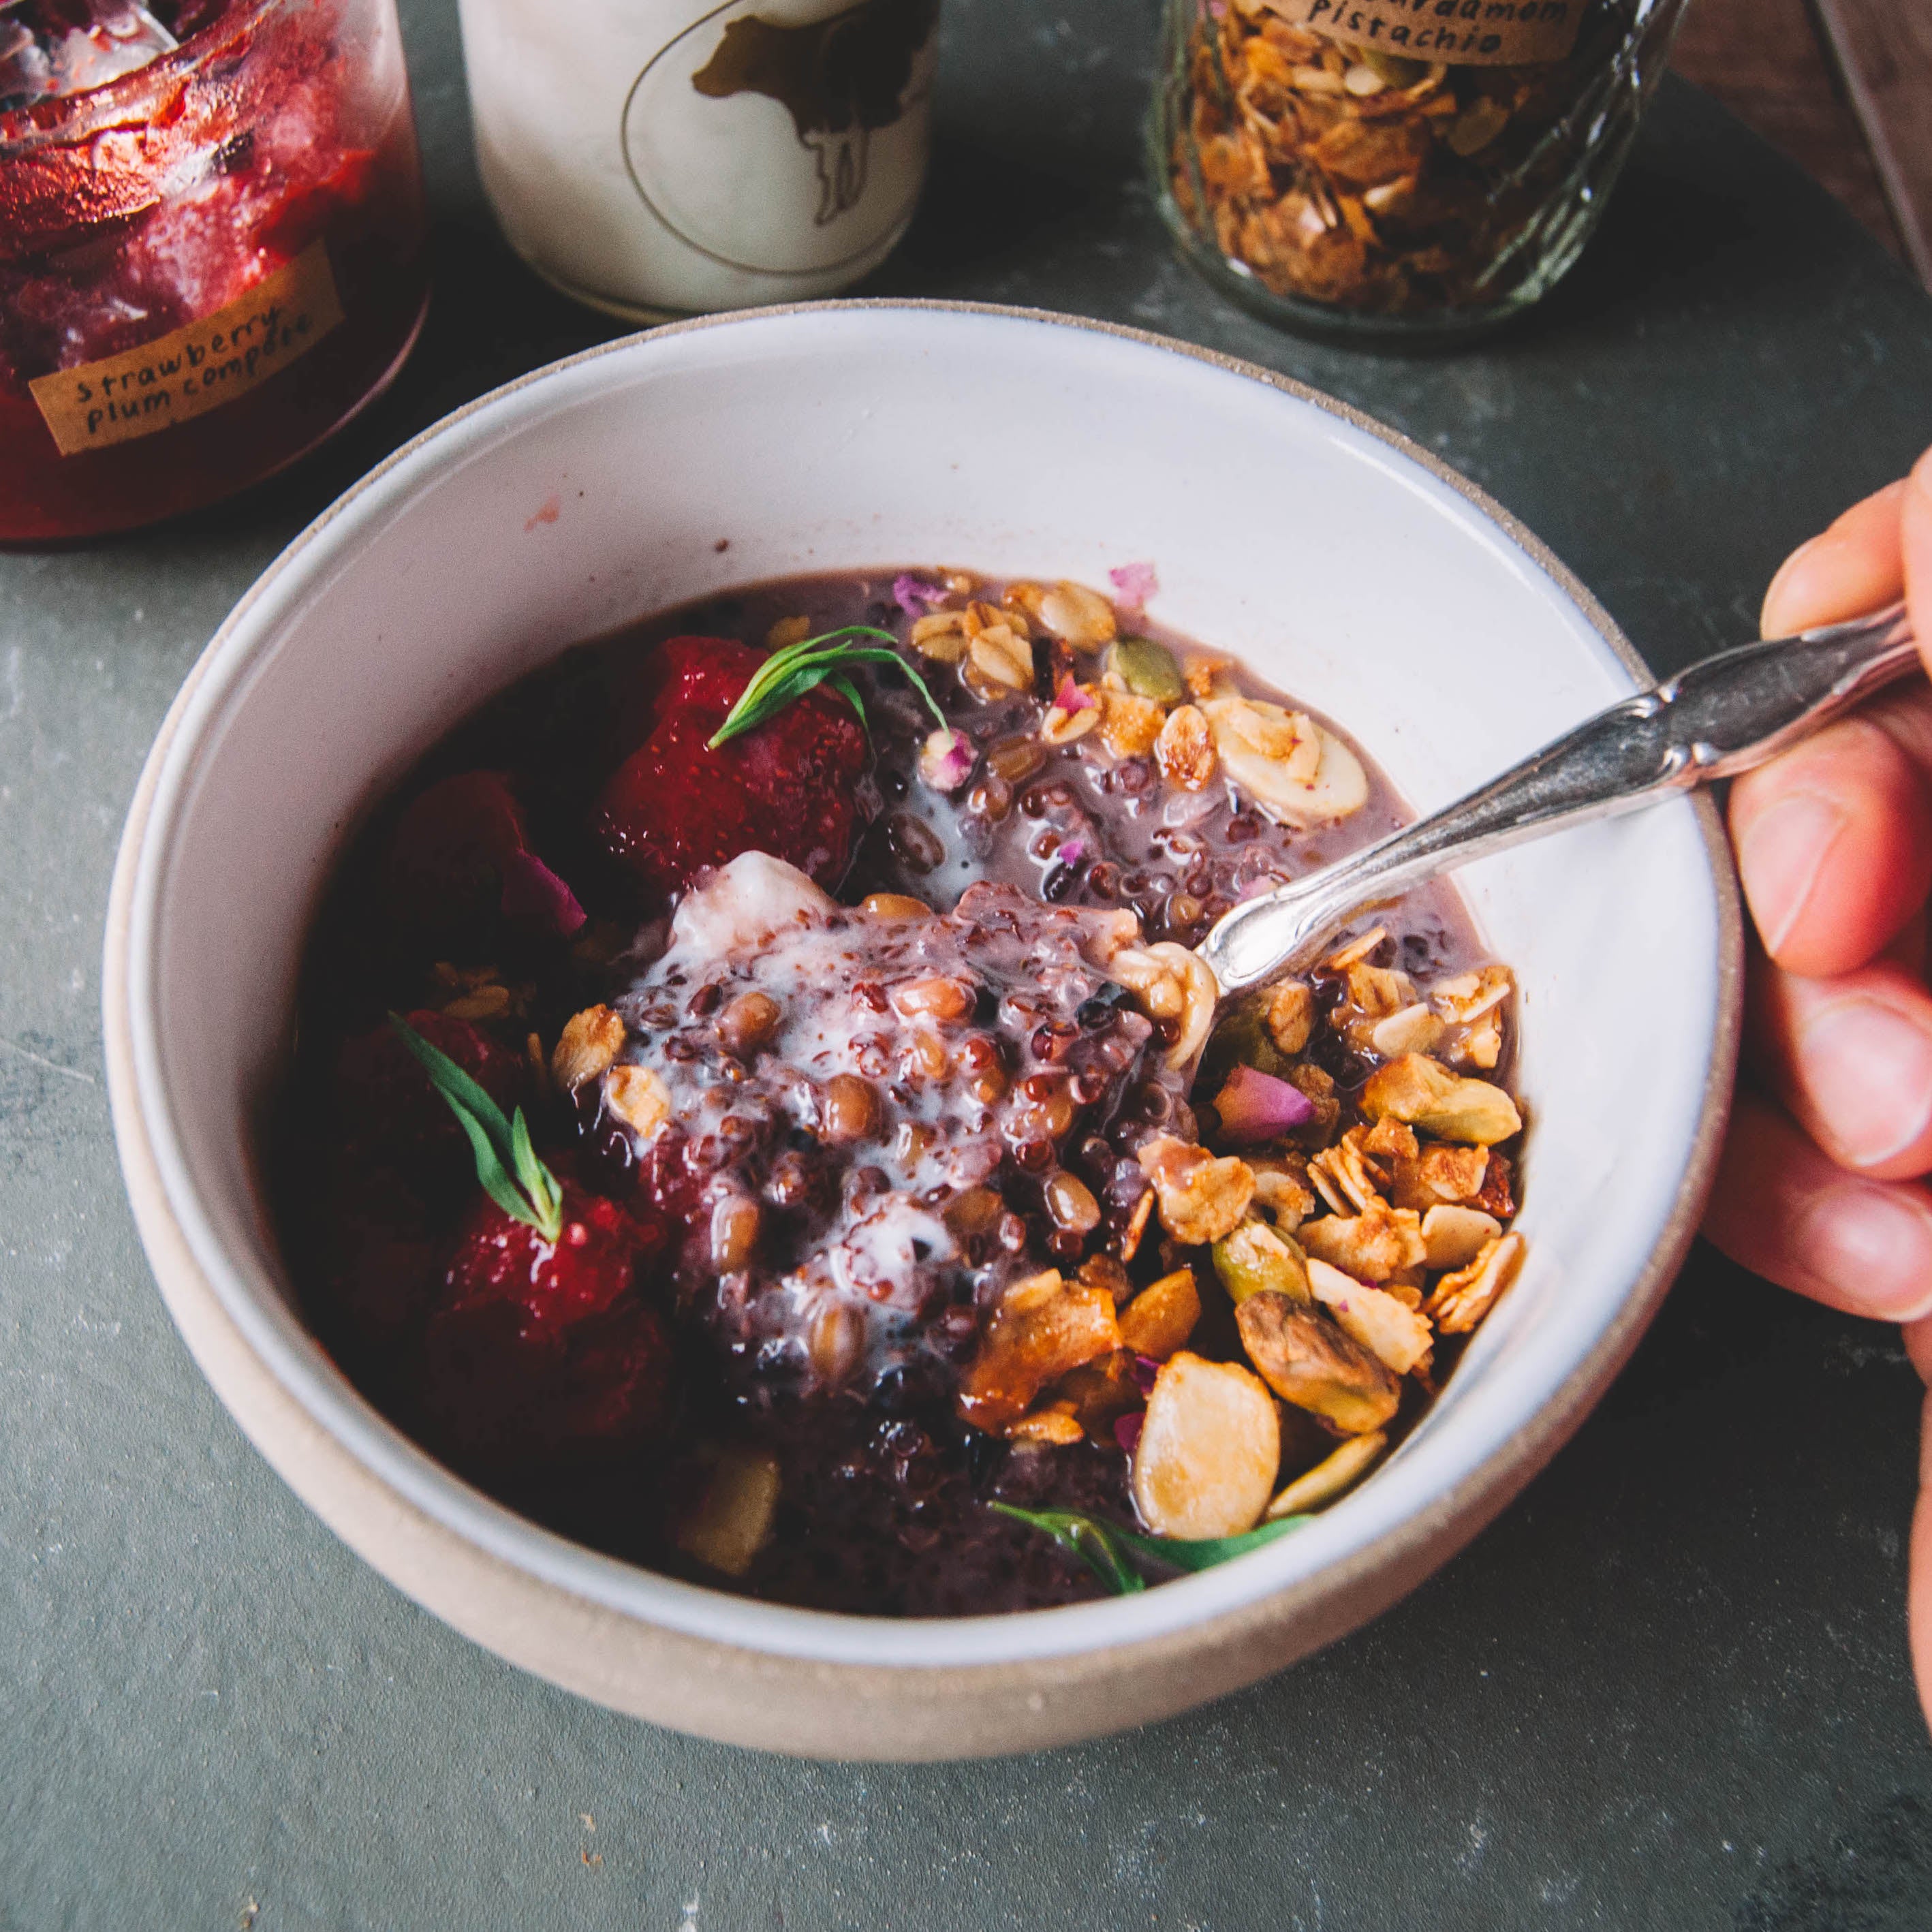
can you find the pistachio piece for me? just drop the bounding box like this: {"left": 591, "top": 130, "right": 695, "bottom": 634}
{"left": 1132, "top": 1351, "right": 1280, "bottom": 1540}
{"left": 1117, "top": 1266, "right": 1204, "bottom": 1360}
{"left": 1306, "top": 1256, "right": 1433, "bottom": 1377}
{"left": 1235, "top": 1290, "right": 1400, "bottom": 1435}
{"left": 1265, "top": 1430, "right": 1387, "bottom": 1521}
{"left": 1212, "top": 1217, "right": 1310, "bottom": 1304}
{"left": 675, "top": 1446, "right": 782, "bottom": 1577}
{"left": 1360, "top": 1054, "right": 1522, "bottom": 1145}
{"left": 1108, "top": 636, "right": 1187, "bottom": 704}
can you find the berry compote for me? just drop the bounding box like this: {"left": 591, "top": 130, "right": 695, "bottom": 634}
{"left": 0, "top": 0, "right": 427, "bottom": 542}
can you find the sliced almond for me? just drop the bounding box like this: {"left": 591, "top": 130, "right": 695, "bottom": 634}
{"left": 1202, "top": 696, "right": 1367, "bottom": 827}
{"left": 1117, "top": 1267, "right": 1204, "bottom": 1360}
{"left": 1307, "top": 1256, "right": 1433, "bottom": 1376}
{"left": 1420, "top": 1203, "right": 1502, "bottom": 1272}
{"left": 1132, "top": 1351, "right": 1280, "bottom": 1539}
{"left": 1266, "top": 1429, "right": 1386, "bottom": 1520}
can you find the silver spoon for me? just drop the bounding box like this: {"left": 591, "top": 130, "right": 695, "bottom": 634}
{"left": 1196, "top": 602, "right": 1918, "bottom": 993}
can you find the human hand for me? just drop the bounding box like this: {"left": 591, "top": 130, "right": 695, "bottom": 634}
{"left": 1702, "top": 446, "right": 1932, "bottom": 1725}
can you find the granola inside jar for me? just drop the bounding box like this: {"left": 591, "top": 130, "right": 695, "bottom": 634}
{"left": 1151, "top": 0, "right": 1690, "bottom": 338}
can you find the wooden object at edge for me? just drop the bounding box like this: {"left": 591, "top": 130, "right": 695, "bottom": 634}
{"left": 1813, "top": 0, "right": 1932, "bottom": 287}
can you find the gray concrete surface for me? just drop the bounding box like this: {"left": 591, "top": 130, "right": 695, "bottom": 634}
{"left": 5, "top": 1, "right": 1932, "bottom": 1926}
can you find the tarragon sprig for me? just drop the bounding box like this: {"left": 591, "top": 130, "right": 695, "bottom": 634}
{"left": 708, "top": 625, "right": 948, "bottom": 749}
{"left": 389, "top": 1013, "right": 564, "bottom": 1242}
{"left": 990, "top": 1503, "right": 1310, "bottom": 1597}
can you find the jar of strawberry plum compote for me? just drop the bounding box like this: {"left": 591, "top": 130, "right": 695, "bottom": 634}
{"left": 0, "top": 0, "right": 428, "bottom": 542}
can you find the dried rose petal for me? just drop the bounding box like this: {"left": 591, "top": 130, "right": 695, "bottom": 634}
{"left": 500, "top": 850, "right": 587, "bottom": 936}
{"left": 1115, "top": 1410, "right": 1145, "bottom": 1453}
{"left": 1213, "top": 1064, "right": 1315, "bottom": 1142}
{"left": 1108, "top": 561, "right": 1159, "bottom": 610}
{"left": 892, "top": 574, "right": 950, "bottom": 618}
{"left": 1055, "top": 837, "right": 1087, "bottom": 868}
{"left": 1053, "top": 674, "right": 1097, "bottom": 715}
{"left": 920, "top": 727, "right": 976, "bottom": 793}
{"left": 1131, "top": 1353, "right": 1162, "bottom": 1395}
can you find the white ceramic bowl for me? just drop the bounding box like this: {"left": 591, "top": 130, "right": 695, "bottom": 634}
{"left": 103, "top": 302, "right": 1741, "bottom": 1759}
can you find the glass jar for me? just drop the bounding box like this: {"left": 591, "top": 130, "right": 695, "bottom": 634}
{"left": 0, "top": 0, "right": 429, "bottom": 544}
{"left": 1151, "top": 0, "right": 1689, "bottom": 340}
{"left": 456, "top": 0, "right": 939, "bottom": 322}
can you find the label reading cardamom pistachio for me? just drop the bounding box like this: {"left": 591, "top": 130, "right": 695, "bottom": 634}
{"left": 29, "top": 240, "right": 344, "bottom": 457}
{"left": 1282, "top": 0, "right": 1587, "bottom": 67}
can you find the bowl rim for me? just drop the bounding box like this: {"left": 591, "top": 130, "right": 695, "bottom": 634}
{"left": 103, "top": 298, "right": 1744, "bottom": 1697}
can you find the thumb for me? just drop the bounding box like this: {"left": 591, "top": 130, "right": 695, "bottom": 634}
{"left": 1907, "top": 449, "right": 1932, "bottom": 670}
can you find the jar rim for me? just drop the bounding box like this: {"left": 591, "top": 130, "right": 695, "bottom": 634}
{"left": 0, "top": 0, "right": 296, "bottom": 153}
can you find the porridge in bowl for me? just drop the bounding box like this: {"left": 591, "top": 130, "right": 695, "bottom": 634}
{"left": 272, "top": 567, "right": 1525, "bottom": 1615}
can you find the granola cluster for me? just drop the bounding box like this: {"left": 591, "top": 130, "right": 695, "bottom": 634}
{"left": 1166, "top": 0, "right": 1642, "bottom": 318}
{"left": 952, "top": 916, "right": 1525, "bottom": 1540}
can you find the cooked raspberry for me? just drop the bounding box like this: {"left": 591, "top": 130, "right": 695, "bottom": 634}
{"left": 441, "top": 1180, "right": 659, "bottom": 1340}
{"left": 424, "top": 1181, "right": 674, "bottom": 1466}
{"left": 590, "top": 637, "right": 869, "bottom": 903}
{"left": 334, "top": 1008, "right": 525, "bottom": 1191}
{"left": 384, "top": 770, "right": 528, "bottom": 938}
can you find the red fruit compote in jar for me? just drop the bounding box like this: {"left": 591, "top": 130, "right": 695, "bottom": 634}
{"left": 0, "top": 0, "right": 428, "bottom": 542}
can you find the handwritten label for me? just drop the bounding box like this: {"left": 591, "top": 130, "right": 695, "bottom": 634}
{"left": 1278, "top": 0, "right": 1585, "bottom": 66}
{"left": 29, "top": 241, "right": 344, "bottom": 457}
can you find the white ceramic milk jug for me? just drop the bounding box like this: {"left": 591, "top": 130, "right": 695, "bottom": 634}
{"left": 456, "top": 0, "right": 939, "bottom": 318}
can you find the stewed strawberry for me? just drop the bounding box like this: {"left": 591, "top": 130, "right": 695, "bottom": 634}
{"left": 590, "top": 637, "right": 869, "bottom": 902}
{"left": 386, "top": 1015, "right": 679, "bottom": 1468}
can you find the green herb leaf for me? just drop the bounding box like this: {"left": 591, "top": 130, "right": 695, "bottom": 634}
{"left": 990, "top": 1504, "right": 1145, "bottom": 1595}
{"left": 991, "top": 1502, "right": 1311, "bottom": 1595}
{"left": 707, "top": 626, "right": 947, "bottom": 749}
{"left": 389, "top": 1014, "right": 565, "bottom": 1241}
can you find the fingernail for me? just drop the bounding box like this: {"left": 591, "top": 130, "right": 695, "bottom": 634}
{"left": 1735, "top": 792, "right": 1845, "bottom": 956}
{"left": 1762, "top": 534, "right": 1824, "bottom": 634}
{"left": 1799, "top": 1182, "right": 1932, "bottom": 1320}
{"left": 1799, "top": 996, "right": 1932, "bottom": 1167}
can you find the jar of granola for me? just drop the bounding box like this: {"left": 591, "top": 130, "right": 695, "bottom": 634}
{"left": 1151, "top": 0, "right": 1690, "bottom": 338}
{"left": 0, "top": 0, "right": 429, "bottom": 543}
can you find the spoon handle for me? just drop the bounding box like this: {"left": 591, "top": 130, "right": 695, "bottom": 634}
{"left": 1198, "top": 602, "right": 1918, "bottom": 993}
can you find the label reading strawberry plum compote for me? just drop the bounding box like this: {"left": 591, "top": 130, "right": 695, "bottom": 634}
{"left": 27, "top": 240, "right": 345, "bottom": 456}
